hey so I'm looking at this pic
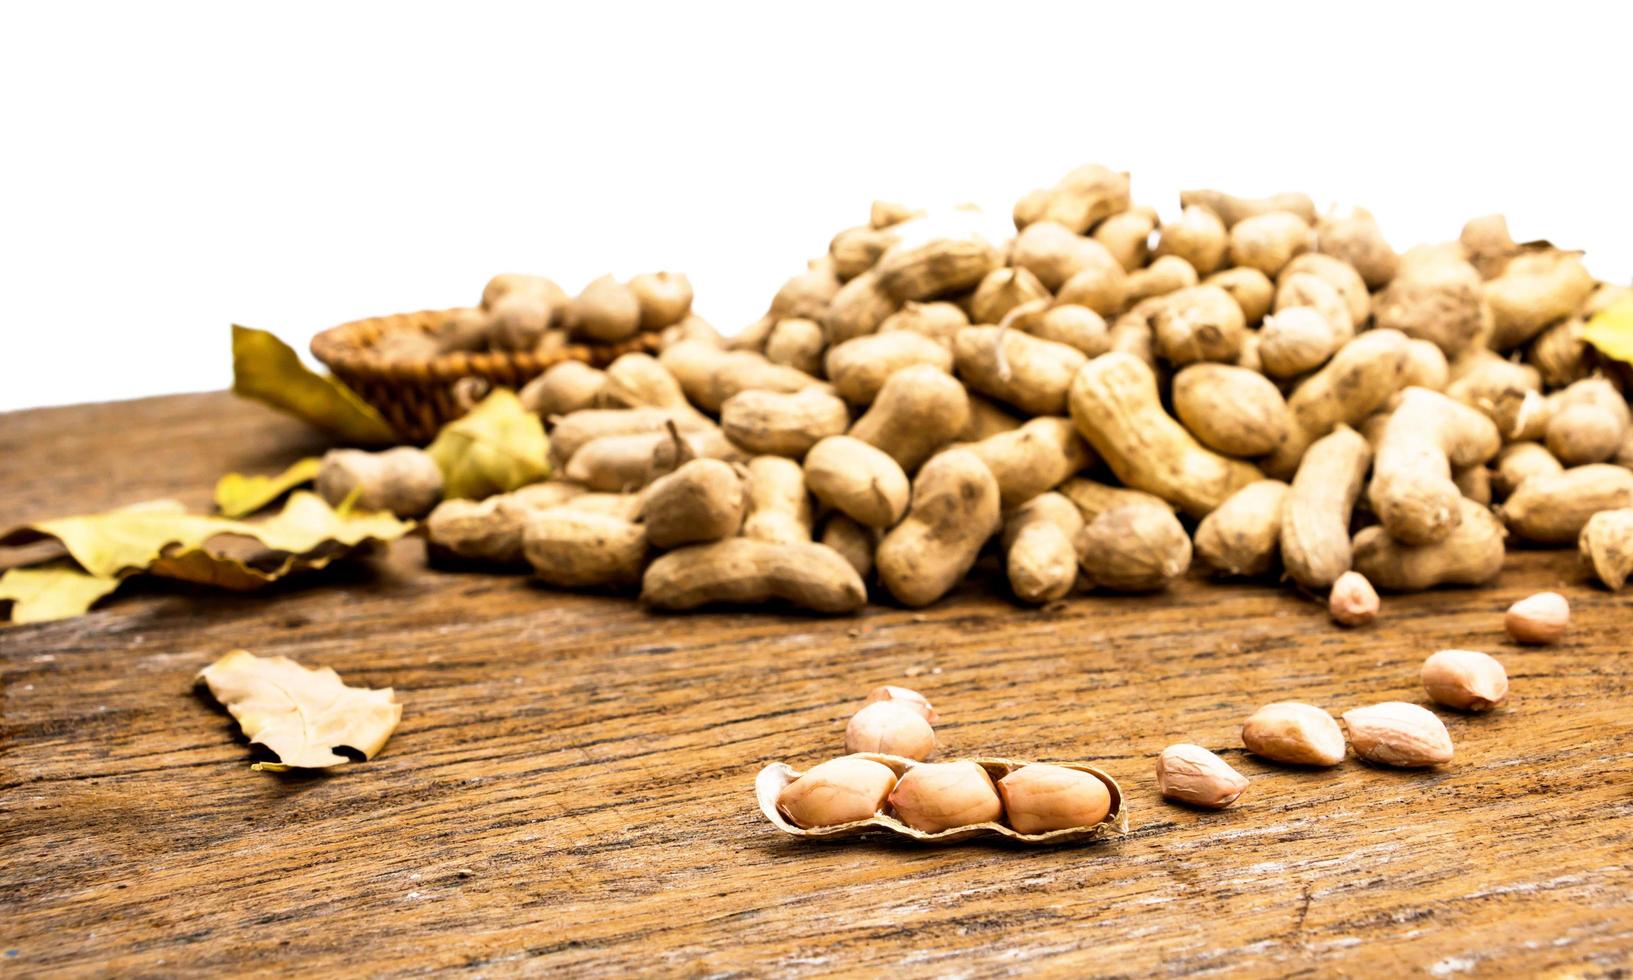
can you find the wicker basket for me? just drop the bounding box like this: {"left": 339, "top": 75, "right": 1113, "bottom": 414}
{"left": 311, "top": 308, "right": 659, "bottom": 442}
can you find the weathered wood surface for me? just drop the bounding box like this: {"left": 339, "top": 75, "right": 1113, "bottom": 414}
{"left": 2, "top": 392, "right": 1630, "bottom": 977}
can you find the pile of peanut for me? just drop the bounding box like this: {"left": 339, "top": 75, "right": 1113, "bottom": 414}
{"left": 363, "top": 162, "right": 1633, "bottom": 614}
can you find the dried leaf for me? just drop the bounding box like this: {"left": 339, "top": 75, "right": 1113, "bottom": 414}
{"left": 0, "top": 563, "right": 121, "bottom": 623}
{"left": 214, "top": 457, "right": 322, "bottom": 517}
{"left": 232, "top": 325, "right": 397, "bottom": 445}
{"left": 1, "top": 493, "right": 412, "bottom": 595}
{"left": 426, "top": 389, "right": 551, "bottom": 499}
{"left": 197, "top": 649, "right": 402, "bottom": 770}
{"left": 1583, "top": 296, "right": 1633, "bottom": 365}
{"left": 2, "top": 499, "right": 221, "bottom": 578}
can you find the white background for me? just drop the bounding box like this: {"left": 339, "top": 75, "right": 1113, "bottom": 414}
{"left": 2, "top": 1, "right": 1630, "bottom": 412}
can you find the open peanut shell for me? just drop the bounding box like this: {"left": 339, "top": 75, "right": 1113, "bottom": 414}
{"left": 757, "top": 753, "right": 1129, "bottom": 844}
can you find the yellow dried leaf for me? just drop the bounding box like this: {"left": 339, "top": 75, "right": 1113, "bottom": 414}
{"left": 232, "top": 325, "right": 397, "bottom": 445}
{"left": 0, "top": 563, "right": 121, "bottom": 623}
{"left": 1, "top": 493, "right": 411, "bottom": 598}
{"left": 197, "top": 649, "right": 402, "bottom": 770}
{"left": 426, "top": 389, "right": 551, "bottom": 499}
{"left": 214, "top": 457, "right": 322, "bottom": 517}
{"left": 3, "top": 500, "right": 222, "bottom": 578}
{"left": 1583, "top": 296, "right": 1633, "bottom": 365}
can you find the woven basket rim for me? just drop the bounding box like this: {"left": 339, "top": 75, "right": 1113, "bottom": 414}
{"left": 310, "top": 307, "right": 618, "bottom": 384}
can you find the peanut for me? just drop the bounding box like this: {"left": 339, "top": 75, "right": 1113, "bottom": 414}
{"left": 1154, "top": 205, "right": 1228, "bottom": 276}
{"left": 1124, "top": 254, "right": 1199, "bottom": 306}
{"left": 1181, "top": 189, "right": 1317, "bottom": 228}
{"left": 520, "top": 361, "right": 606, "bottom": 417}
{"left": 1368, "top": 387, "right": 1501, "bottom": 545}
{"left": 864, "top": 685, "right": 937, "bottom": 722}
{"left": 599, "top": 353, "right": 710, "bottom": 424}
{"left": 1504, "top": 591, "right": 1570, "bottom": 644}
{"left": 1016, "top": 163, "right": 1131, "bottom": 233}
{"left": 721, "top": 387, "right": 849, "bottom": 459}
{"left": 1402, "top": 338, "right": 1451, "bottom": 392}
{"left": 1242, "top": 701, "right": 1346, "bottom": 767}
{"left": 763, "top": 317, "right": 827, "bottom": 376}
{"left": 1069, "top": 352, "right": 1263, "bottom": 518}
{"left": 844, "top": 700, "right": 935, "bottom": 760}
{"left": 316, "top": 447, "right": 444, "bottom": 518}
{"left": 848, "top": 364, "right": 971, "bottom": 472}
{"left": 563, "top": 427, "right": 739, "bottom": 492}
{"left": 821, "top": 270, "right": 899, "bottom": 344}
{"left": 1272, "top": 272, "right": 1354, "bottom": 346}
{"left": 1171, "top": 363, "right": 1290, "bottom": 458}
{"left": 549, "top": 407, "right": 713, "bottom": 465}
{"left": 820, "top": 513, "right": 878, "bottom": 579}
{"left": 1459, "top": 214, "right": 1518, "bottom": 279}
{"left": 876, "top": 233, "right": 1002, "bottom": 303}
{"left": 1002, "top": 492, "right": 1084, "bottom": 604}
{"left": 570, "top": 275, "right": 642, "bottom": 343}
{"left": 1203, "top": 267, "right": 1274, "bottom": 325}
{"left": 1055, "top": 261, "right": 1131, "bottom": 317}
{"left": 1282, "top": 252, "right": 1370, "bottom": 327}
{"left": 1076, "top": 503, "right": 1192, "bottom": 592}
{"left": 521, "top": 507, "right": 647, "bottom": 590}
{"left": 870, "top": 200, "right": 921, "bottom": 229}
{"left": 997, "top": 764, "right": 1113, "bottom": 833}
{"left": 1265, "top": 329, "right": 1411, "bottom": 478}
{"left": 1341, "top": 702, "right": 1454, "bottom": 768}
{"left": 1152, "top": 285, "right": 1248, "bottom": 365}
{"left": 1227, "top": 211, "right": 1311, "bottom": 277}
{"left": 1353, "top": 497, "right": 1506, "bottom": 590}
{"left": 888, "top": 760, "right": 1003, "bottom": 833}
{"left": 1528, "top": 317, "right": 1591, "bottom": 389}
{"left": 1258, "top": 308, "right": 1339, "bottom": 379}
{"left": 1579, "top": 508, "right": 1633, "bottom": 590}
{"left": 1008, "top": 220, "right": 1107, "bottom": 291}
{"left": 1020, "top": 304, "right": 1110, "bottom": 357}
{"left": 1499, "top": 464, "right": 1633, "bottom": 544}
{"left": 1093, "top": 207, "right": 1159, "bottom": 272}
{"left": 1195, "top": 480, "right": 1288, "bottom": 578}
{"left": 741, "top": 456, "right": 813, "bottom": 545}
{"left": 640, "top": 538, "right": 866, "bottom": 613}
{"left": 627, "top": 272, "right": 693, "bottom": 331}
{"left": 829, "top": 225, "right": 898, "bottom": 279}
{"left": 1155, "top": 744, "right": 1249, "bottom": 809}
{"left": 777, "top": 756, "right": 897, "bottom": 828}
{"left": 1057, "top": 478, "right": 1174, "bottom": 523}
{"left": 1486, "top": 249, "right": 1596, "bottom": 351}
{"left": 803, "top": 435, "right": 911, "bottom": 529}
{"left": 1328, "top": 571, "right": 1380, "bottom": 626}
{"left": 1421, "top": 649, "right": 1509, "bottom": 711}
{"left": 769, "top": 261, "right": 842, "bottom": 321}
{"left": 960, "top": 417, "right": 1091, "bottom": 508}
{"left": 953, "top": 326, "right": 1088, "bottom": 416}
{"left": 969, "top": 267, "right": 1050, "bottom": 325}
{"left": 1546, "top": 377, "right": 1631, "bottom": 466}
{"left": 825, "top": 331, "right": 954, "bottom": 406}
{"left": 1492, "top": 442, "right": 1563, "bottom": 499}
{"left": 1372, "top": 253, "right": 1485, "bottom": 357}
{"left": 876, "top": 449, "right": 1001, "bottom": 607}
{"left": 1315, "top": 207, "right": 1398, "bottom": 290}
{"left": 878, "top": 301, "right": 969, "bottom": 348}
{"left": 1281, "top": 426, "right": 1372, "bottom": 589}
{"left": 639, "top": 458, "right": 745, "bottom": 549}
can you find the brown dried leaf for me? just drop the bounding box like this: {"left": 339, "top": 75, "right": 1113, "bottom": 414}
{"left": 197, "top": 649, "right": 402, "bottom": 771}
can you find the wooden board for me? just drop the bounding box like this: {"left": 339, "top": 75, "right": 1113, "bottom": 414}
{"left": 2, "top": 392, "right": 1630, "bottom": 976}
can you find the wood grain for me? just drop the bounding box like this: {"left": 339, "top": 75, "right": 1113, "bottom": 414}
{"left": 2, "top": 392, "right": 1631, "bottom": 976}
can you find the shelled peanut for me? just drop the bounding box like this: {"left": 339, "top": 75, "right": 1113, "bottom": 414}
{"left": 408, "top": 162, "right": 1632, "bottom": 620}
